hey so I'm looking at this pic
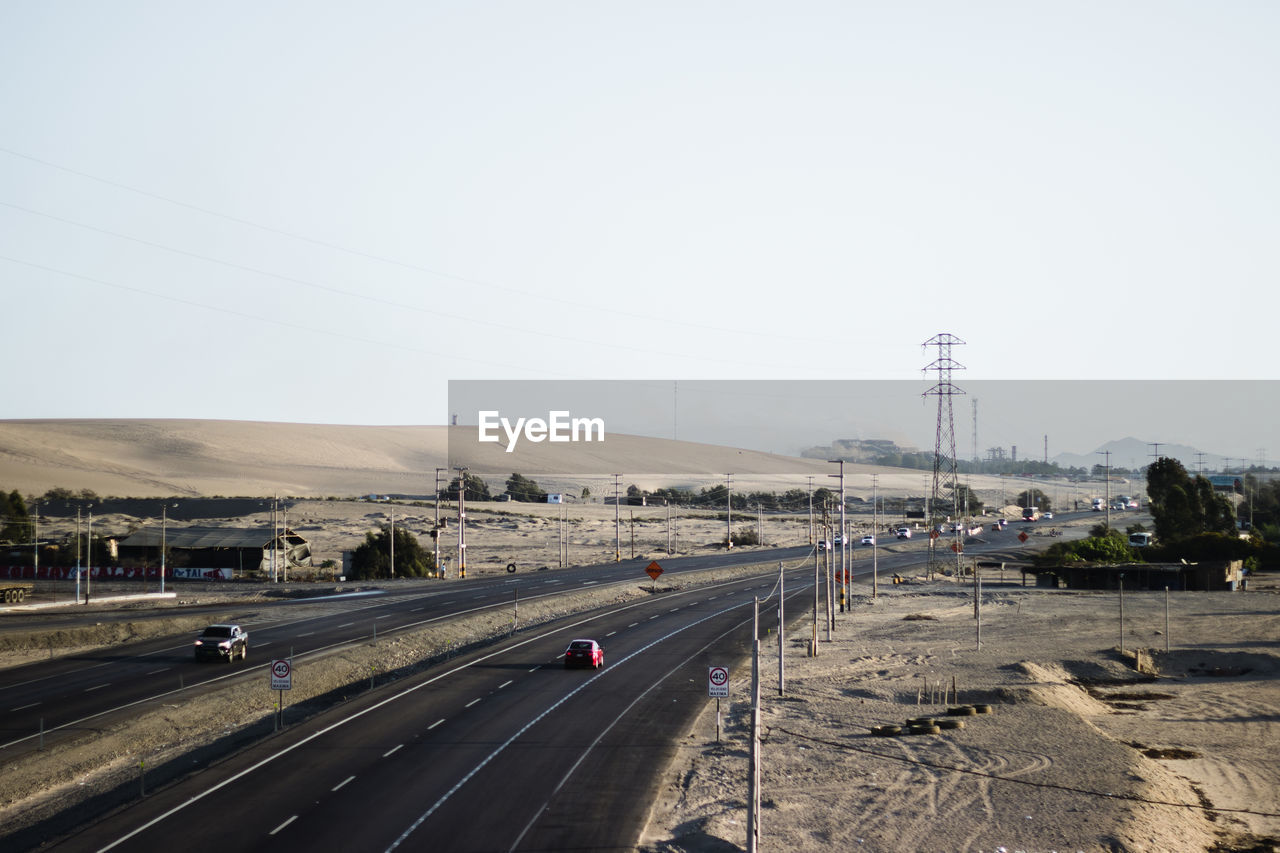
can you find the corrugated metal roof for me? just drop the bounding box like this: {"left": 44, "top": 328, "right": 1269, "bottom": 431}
{"left": 120, "top": 527, "right": 307, "bottom": 549}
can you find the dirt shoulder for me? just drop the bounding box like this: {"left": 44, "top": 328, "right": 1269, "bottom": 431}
{"left": 638, "top": 574, "right": 1280, "bottom": 853}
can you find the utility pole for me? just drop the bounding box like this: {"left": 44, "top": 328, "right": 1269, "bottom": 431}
{"left": 1098, "top": 450, "right": 1112, "bottom": 530}
{"left": 666, "top": 499, "right": 672, "bottom": 555}
{"left": 806, "top": 475, "right": 814, "bottom": 545}
{"left": 828, "top": 460, "right": 846, "bottom": 613}
{"left": 613, "top": 474, "right": 622, "bottom": 562}
{"left": 434, "top": 467, "right": 444, "bottom": 578}
{"left": 872, "top": 474, "right": 879, "bottom": 599}
{"left": 456, "top": 467, "right": 468, "bottom": 578}
{"left": 726, "top": 474, "right": 734, "bottom": 549}
{"left": 160, "top": 504, "right": 168, "bottom": 594}
{"left": 271, "top": 496, "right": 278, "bottom": 583}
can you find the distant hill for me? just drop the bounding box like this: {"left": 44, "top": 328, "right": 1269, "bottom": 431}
{"left": 1053, "top": 437, "right": 1236, "bottom": 474}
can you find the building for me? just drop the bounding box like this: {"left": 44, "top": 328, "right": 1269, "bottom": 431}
{"left": 119, "top": 527, "right": 312, "bottom": 580}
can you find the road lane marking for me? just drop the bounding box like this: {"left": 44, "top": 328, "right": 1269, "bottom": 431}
{"left": 383, "top": 744, "right": 404, "bottom": 758}
{"left": 465, "top": 698, "right": 481, "bottom": 708}
{"left": 410, "top": 607, "right": 424, "bottom": 612}
{"left": 338, "top": 622, "right": 355, "bottom": 627}
{"left": 297, "top": 632, "right": 315, "bottom": 637}
{"left": 146, "top": 668, "right": 170, "bottom": 675}
{"left": 628, "top": 622, "right": 639, "bottom": 628}
{"left": 605, "top": 631, "right": 616, "bottom": 637}
{"left": 10, "top": 702, "right": 39, "bottom": 712}
{"left": 269, "top": 816, "right": 298, "bottom": 836}
{"left": 85, "top": 683, "right": 110, "bottom": 692}
{"left": 332, "top": 776, "right": 355, "bottom": 791}
{"left": 648, "top": 614, "right": 660, "bottom": 620}
{"left": 669, "top": 608, "right": 680, "bottom": 613}
{"left": 427, "top": 719, "right": 444, "bottom": 730}
{"left": 255, "top": 642, "right": 271, "bottom": 648}
{"left": 376, "top": 614, "right": 393, "bottom": 619}
{"left": 498, "top": 680, "right": 513, "bottom": 689}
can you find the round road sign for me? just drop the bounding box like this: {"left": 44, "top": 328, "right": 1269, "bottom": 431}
{"left": 272, "top": 659, "right": 291, "bottom": 679}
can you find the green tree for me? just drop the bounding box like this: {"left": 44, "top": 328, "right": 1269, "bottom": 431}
{"left": 1036, "top": 528, "right": 1137, "bottom": 566}
{"left": 1146, "top": 457, "right": 1234, "bottom": 543}
{"left": 1013, "top": 489, "right": 1051, "bottom": 512}
{"left": 1, "top": 489, "right": 29, "bottom": 543}
{"left": 446, "top": 473, "right": 491, "bottom": 502}
{"left": 505, "top": 472, "right": 547, "bottom": 503}
{"left": 348, "top": 523, "right": 436, "bottom": 580}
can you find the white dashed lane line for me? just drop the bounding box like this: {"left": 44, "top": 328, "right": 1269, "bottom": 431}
{"left": 465, "top": 698, "right": 481, "bottom": 708}
{"left": 383, "top": 744, "right": 404, "bottom": 758}
{"left": 498, "top": 680, "right": 513, "bottom": 689}
{"left": 146, "top": 668, "right": 170, "bottom": 675}
{"left": 428, "top": 719, "right": 445, "bottom": 730}
{"left": 269, "top": 816, "right": 298, "bottom": 836}
{"left": 605, "top": 631, "right": 616, "bottom": 637}
{"left": 10, "top": 702, "right": 39, "bottom": 712}
{"left": 627, "top": 623, "right": 639, "bottom": 628}
{"left": 85, "top": 684, "right": 110, "bottom": 692}
{"left": 332, "top": 776, "right": 355, "bottom": 792}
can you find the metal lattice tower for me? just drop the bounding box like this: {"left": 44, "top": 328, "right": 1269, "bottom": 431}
{"left": 923, "top": 333, "right": 965, "bottom": 578}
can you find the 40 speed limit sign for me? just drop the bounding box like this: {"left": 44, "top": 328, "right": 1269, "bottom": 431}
{"left": 270, "top": 658, "right": 293, "bottom": 691}
{"left": 707, "top": 666, "right": 729, "bottom": 698}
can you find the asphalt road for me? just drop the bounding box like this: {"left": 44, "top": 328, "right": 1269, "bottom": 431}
{"left": 43, "top": 565, "right": 817, "bottom": 852}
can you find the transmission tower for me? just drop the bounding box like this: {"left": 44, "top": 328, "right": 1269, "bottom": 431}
{"left": 923, "top": 333, "right": 965, "bottom": 578}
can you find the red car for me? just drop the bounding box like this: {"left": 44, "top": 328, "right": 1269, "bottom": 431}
{"left": 564, "top": 639, "right": 604, "bottom": 669}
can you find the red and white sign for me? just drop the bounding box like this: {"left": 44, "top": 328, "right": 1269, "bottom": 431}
{"left": 270, "top": 658, "right": 293, "bottom": 691}
{"left": 708, "top": 665, "right": 729, "bottom": 698}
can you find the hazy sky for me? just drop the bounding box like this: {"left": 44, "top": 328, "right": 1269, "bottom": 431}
{"left": 3, "top": 4, "right": 1277, "bottom": 447}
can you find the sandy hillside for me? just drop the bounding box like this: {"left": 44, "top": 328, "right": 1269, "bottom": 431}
{"left": 0, "top": 420, "right": 1110, "bottom": 511}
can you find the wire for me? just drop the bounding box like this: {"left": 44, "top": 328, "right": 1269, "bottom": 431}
{"left": 0, "top": 146, "right": 850, "bottom": 348}
{"left": 772, "top": 726, "right": 1280, "bottom": 819}
{"left": 0, "top": 255, "right": 576, "bottom": 377}
{"left": 0, "top": 201, "right": 824, "bottom": 370}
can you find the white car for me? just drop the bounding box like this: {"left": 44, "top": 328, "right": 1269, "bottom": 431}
{"left": 861, "top": 534, "right": 875, "bottom": 546}
{"left": 895, "top": 527, "right": 912, "bottom": 540}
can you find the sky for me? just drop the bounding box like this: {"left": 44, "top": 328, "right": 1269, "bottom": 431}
{"left": 2, "top": 3, "right": 1277, "bottom": 456}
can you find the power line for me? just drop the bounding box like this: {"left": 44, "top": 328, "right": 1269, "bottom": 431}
{"left": 0, "top": 202, "right": 822, "bottom": 371}
{"left": 0, "top": 146, "right": 850, "bottom": 348}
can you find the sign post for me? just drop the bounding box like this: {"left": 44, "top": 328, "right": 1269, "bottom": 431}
{"left": 708, "top": 665, "right": 729, "bottom": 743}
{"left": 270, "top": 658, "right": 293, "bottom": 729}
{"left": 645, "top": 560, "right": 664, "bottom": 593}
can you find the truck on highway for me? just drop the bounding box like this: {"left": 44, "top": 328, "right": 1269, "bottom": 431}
{"left": 1091, "top": 498, "right": 1105, "bottom": 512}
{"left": 193, "top": 623, "right": 249, "bottom": 663}
{"left": 0, "top": 582, "right": 33, "bottom": 604}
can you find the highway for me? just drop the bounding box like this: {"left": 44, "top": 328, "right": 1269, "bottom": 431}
{"left": 3, "top": 515, "right": 1102, "bottom": 851}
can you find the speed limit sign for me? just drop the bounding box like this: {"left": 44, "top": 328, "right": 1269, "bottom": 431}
{"left": 708, "top": 665, "right": 729, "bottom": 698}
{"left": 270, "top": 658, "right": 293, "bottom": 691}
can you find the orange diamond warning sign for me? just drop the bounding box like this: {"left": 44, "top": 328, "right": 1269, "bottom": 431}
{"left": 645, "top": 561, "right": 664, "bottom": 581}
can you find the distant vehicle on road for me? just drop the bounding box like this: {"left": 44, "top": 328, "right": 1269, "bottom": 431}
{"left": 564, "top": 639, "right": 604, "bottom": 669}
{"left": 861, "top": 534, "right": 875, "bottom": 545}
{"left": 1021, "top": 507, "right": 1041, "bottom": 522}
{"left": 1092, "top": 498, "right": 1105, "bottom": 511}
{"left": 194, "top": 623, "right": 248, "bottom": 663}
{"left": 1128, "top": 532, "right": 1153, "bottom": 547}
{"left": 895, "top": 526, "right": 912, "bottom": 539}
{"left": 1042, "top": 511, "right": 1054, "bottom": 520}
